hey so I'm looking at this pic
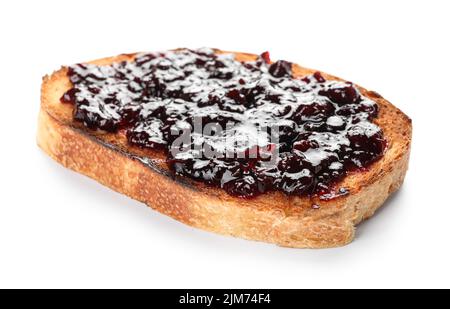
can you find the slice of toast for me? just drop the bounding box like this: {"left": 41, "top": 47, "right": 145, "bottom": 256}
{"left": 37, "top": 49, "right": 412, "bottom": 248}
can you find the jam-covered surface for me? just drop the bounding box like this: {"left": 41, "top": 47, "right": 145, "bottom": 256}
{"left": 62, "top": 48, "right": 386, "bottom": 199}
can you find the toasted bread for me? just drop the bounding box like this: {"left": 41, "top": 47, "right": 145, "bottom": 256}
{"left": 37, "top": 50, "right": 412, "bottom": 248}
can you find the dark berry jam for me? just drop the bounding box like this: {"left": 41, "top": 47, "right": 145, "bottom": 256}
{"left": 62, "top": 48, "right": 386, "bottom": 199}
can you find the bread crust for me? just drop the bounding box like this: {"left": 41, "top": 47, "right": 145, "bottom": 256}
{"left": 37, "top": 50, "right": 412, "bottom": 248}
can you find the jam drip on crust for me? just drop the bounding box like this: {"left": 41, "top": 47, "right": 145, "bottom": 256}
{"left": 62, "top": 48, "right": 386, "bottom": 199}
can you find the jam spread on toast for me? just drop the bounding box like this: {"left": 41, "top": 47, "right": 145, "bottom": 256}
{"left": 62, "top": 48, "right": 386, "bottom": 199}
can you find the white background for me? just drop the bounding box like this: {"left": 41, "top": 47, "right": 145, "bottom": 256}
{"left": 0, "top": 0, "right": 449, "bottom": 288}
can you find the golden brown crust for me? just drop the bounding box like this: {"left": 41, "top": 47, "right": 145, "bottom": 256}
{"left": 37, "top": 50, "right": 412, "bottom": 248}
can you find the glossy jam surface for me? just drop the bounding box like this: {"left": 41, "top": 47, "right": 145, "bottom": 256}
{"left": 62, "top": 48, "right": 386, "bottom": 199}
